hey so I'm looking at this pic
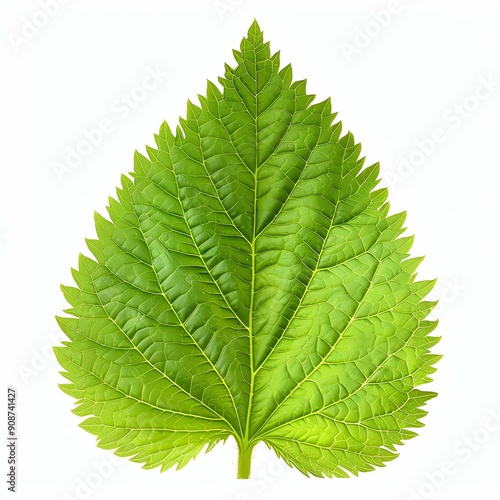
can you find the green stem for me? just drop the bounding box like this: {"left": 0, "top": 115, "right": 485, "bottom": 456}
{"left": 237, "top": 441, "right": 254, "bottom": 479}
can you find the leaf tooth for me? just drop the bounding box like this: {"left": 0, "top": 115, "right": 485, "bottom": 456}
{"left": 217, "top": 76, "right": 231, "bottom": 88}
{"left": 85, "top": 237, "right": 104, "bottom": 264}
{"left": 426, "top": 335, "right": 442, "bottom": 351}
{"left": 106, "top": 195, "right": 120, "bottom": 219}
{"left": 175, "top": 124, "right": 185, "bottom": 140}
{"left": 77, "top": 252, "right": 98, "bottom": 277}
{"left": 122, "top": 172, "right": 133, "bottom": 186}
{"left": 206, "top": 79, "right": 222, "bottom": 101}
{"left": 402, "top": 256, "right": 425, "bottom": 277}
{"left": 60, "top": 285, "right": 82, "bottom": 308}
{"left": 178, "top": 116, "right": 198, "bottom": 144}
{"left": 69, "top": 266, "right": 85, "bottom": 289}
{"left": 153, "top": 133, "right": 172, "bottom": 155}
{"left": 357, "top": 161, "right": 380, "bottom": 185}
{"left": 414, "top": 277, "right": 438, "bottom": 296}
{"left": 72, "top": 403, "right": 91, "bottom": 418}
{"left": 416, "top": 319, "right": 440, "bottom": 336}
{"left": 418, "top": 354, "right": 442, "bottom": 382}
{"left": 145, "top": 145, "right": 159, "bottom": 163}
{"left": 133, "top": 149, "right": 151, "bottom": 176}
{"left": 309, "top": 97, "right": 332, "bottom": 117}
{"left": 290, "top": 78, "right": 307, "bottom": 94}
{"left": 62, "top": 306, "right": 77, "bottom": 317}
{"left": 261, "top": 40, "right": 271, "bottom": 55}
{"left": 53, "top": 345, "right": 68, "bottom": 363}
{"left": 428, "top": 353, "right": 443, "bottom": 367}
{"left": 224, "top": 62, "right": 235, "bottom": 77}
{"left": 304, "top": 93, "right": 316, "bottom": 108}
{"left": 334, "top": 119, "right": 343, "bottom": 136}
{"left": 371, "top": 187, "right": 389, "bottom": 206}
{"left": 271, "top": 50, "right": 281, "bottom": 68}
{"left": 317, "top": 96, "right": 335, "bottom": 118}
{"left": 94, "top": 211, "right": 114, "bottom": 242}
{"left": 232, "top": 49, "right": 243, "bottom": 64}
{"left": 186, "top": 98, "right": 202, "bottom": 120}
{"left": 205, "top": 439, "right": 220, "bottom": 452}
{"left": 159, "top": 120, "right": 175, "bottom": 142}
{"left": 339, "top": 130, "right": 356, "bottom": 149}
{"left": 56, "top": 316, "right": 80, "bottom": 340}
{"left": 415, "top": 300, "right": 439, "bottom": 320}
{"left": 323, "top": 96, "right": 333, "bottom": 114}
{"left": 197, "top": 94, "right": 208, "bottom": 110}
{"left": 58, "top": 382, "right": 76, "bottom": 395}
{"left": 386, "top": 210, "right": 407, "bottom": 229}
{"left": 278, "top": 63, "right": 292, "bottom": 86}
{"left": 396, "top": 234, "right": 415, "bottom": 255}
{"left": 115, "top": 174, "right": 133, "bottom": 205}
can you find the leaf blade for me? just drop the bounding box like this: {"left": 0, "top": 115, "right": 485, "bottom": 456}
{"left": 55, "top": 20, "right": 440, "bottom": 477}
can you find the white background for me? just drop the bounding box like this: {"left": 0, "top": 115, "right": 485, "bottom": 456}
{"left": 1, "top": 1, "right": 499, "bottom": 499}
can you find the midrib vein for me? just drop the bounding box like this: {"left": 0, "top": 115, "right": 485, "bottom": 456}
{"left": 242, "top": 41, "right": 259, "bottom": 445}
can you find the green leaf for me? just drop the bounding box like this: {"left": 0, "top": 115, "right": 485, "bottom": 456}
{"left": 54, "top": 20, "right": 440, "bottom": 479}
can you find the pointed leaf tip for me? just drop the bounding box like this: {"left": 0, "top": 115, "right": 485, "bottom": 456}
{"left": 247, "top": 19, "right": 263, "bottom": 45}
{"left": 250, "top": 19, "right": 262, "bottom": 34}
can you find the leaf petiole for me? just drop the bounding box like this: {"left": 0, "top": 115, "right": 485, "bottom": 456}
{"left": 237, "top": 440, "right": 255, "bottom": 479}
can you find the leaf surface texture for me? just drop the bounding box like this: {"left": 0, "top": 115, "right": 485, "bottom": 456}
{"left": 55, "top": 21, "right": 440, "bottom": 478}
